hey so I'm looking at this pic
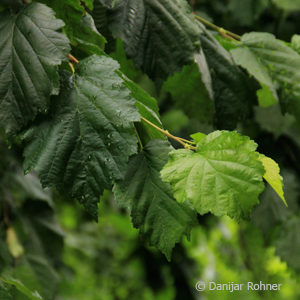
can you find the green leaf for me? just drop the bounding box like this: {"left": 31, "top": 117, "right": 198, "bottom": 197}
{"left": 190, "top": 132, "right": 206, "bottom": 143}
{"left": 228, "top": 0, "right": 268, "bottom": 26}
{"left": 258, "top": 154, "right": 287, "bottom": 206}
{"left": 0, "top": 282, "right": 13, "bottom": 300}
{"left": 0, "top": 0, "right": 23, "bottom": 9}
{"left": 121, "top": 75, "right": 165, "bottom": 144}
{"left": 1, "top": 278, "right": 43, "bottom": 300}
{"left": 161, "top": 131, "right": 265, "bottom": 220}
{"left": 101, "top": 0, "right": 202, "bottom": 83}
{"left": 199, "top": 29, "right": 258, "bottom": 130}
{"left": 114, "top": 140, "right": 197, "bottom": 260}
{"left": 256, "top": 84, "right": 277, "bottom": 107}
{"left": 0, "top": 3, "right": 70, "bottom": 135}
{"left": 275, "top": 217, "right": 300, "bottom": 272}
{"left": 23, "top": 55, "right": 140, "bottom": 219}
{"left": 162, "top": 63, "right": 214, "bottom": 124}
{"left": 272, "top": 0, "right": 300, "bottom": 11}
{"left": 110, "top": 39, "right": 143, "bottom": 82}
{"left": 291, "top": 34, "right": 300, "bottom": 53}
{"left": 231, "top": 32, "right": 300, "bottom": 113}
{"left": 254, "top": 104, "right": 296, "bottom": 139}
{"left": 40, "top": 0, "right": 106, "bottom": 55}
{"left": 252, "top": 169, "right": 299, "bottom": 235}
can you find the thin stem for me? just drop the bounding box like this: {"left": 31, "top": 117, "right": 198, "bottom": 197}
{"left": 64, "top": 55, "right": 195, "bottom": 150}
{"left": 68, "top": 62, "right": 75, "bottom": 74}
{"left": 141, "top": 117, "right": 196, "bottom": 150}
{"left": 134, "top": 125, "right": 143, "bottom": 150}
{"left": 68, "top": 54, "right": 79, "bottom": 64}
{"left": 178, "top": 137, "right": 195, "bottom": 145}
{"left": 194, "top": 14, "right": 241, "bottom": 41}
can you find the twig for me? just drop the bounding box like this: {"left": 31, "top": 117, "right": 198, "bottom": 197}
{"left": 141, "top": 117, "right": 196, "bottom": 150}
{"left": 194, "top": 14, "right": 241, "bottom": 41}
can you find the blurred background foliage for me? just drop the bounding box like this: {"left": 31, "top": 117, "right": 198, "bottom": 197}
{"left": 1, "top": 0, "right": 300, "bottom": 299}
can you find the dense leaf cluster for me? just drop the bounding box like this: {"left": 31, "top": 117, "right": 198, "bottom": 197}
{"left": 0, "top": 0, "right": 299, "bottom": 299}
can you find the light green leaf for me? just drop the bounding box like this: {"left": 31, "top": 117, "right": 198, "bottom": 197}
{"left": 231, "top": 32, "right": 300, "bottom": 111}
{"left": 6, "top": 228, "right": 24, "bottom": 259}
{"left": 256, "top": 84, "right": 277, "bottom": 107}
{"left": 1, "top": 278, "right": 43, "bottom": 300}
{"left": 190, "top": 132, "right": 206, "bottom": 143}
{"left": 100, "top": 0, "right": 202, "bottom": 82}
{"left": 231, "top": 43, "right": 279, "bottom": 107}
{"left": 161, "top": 131, "right": 265, "bottom": 220}
{"left": 291, "top": 34, "right": 300, "bottom": 53}
{"left": 259, "top": 154, "right": 287, "bottom": 206}
{"left": 0, "top": 3, "right": 70, "bottom": 135}
{"left": 23, "top": 55, "right": 140, "bottom": 219}
{"left": 114, "top": 140, "right": 197, "bottom": 260}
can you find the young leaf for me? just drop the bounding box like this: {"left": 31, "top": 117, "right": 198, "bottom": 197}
{"left": 23, "top": 55, "right": 140, "bottom": 219}
{"left": 114, "top": 140, "right": 197, "bottom": 260}
{"left": 259, "top": 154, "right": 287, "bottom": 206}
{"left": 99, "top": 0, "right": 202, "bottom": 83}
{"left": 190, "top": 132, "right": 206, "bottom": 143}
{"left": 0, "top": 3, "right": 70, "bottom": 135}
{"left": 161, "top": 131, "right": 265, "bottom": 220}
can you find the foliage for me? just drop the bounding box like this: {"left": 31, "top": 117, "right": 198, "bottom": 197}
{"left": 0, "top": 0, "right": 300, "bottom": 299}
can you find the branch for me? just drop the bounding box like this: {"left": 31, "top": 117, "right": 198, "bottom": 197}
{"left": 194, "top": 14, "right": 241, "bottom": 41}
{"left": 141, "top": 117, "right": 196, "bottom": 150}
{"left": 67, "top": 55, "right": 196, "bottom": 150}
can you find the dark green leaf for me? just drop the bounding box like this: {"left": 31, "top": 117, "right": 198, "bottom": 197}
{"left": 101, "top": 0, "right": 202, "bottom": 83}
{"left": 162, "top": 63, "right": 214, "bottom": 124}
{"left": 23, "top": 55, "right": 140, "bottom": 219}
{"left": 40, "top": 0, "right": 106, "bottom": 55}
{"left": 114, "top": 140, "right": 197, "bottom": 260}
{"left": 275, "top": 217, "right": 300, "bottom": 272}
{"left": 121, "top": 75, "right": 165, "bottom": 144}
{"left": 200, "top": 29, "right": 258, "bottom": 130}
{"left": 0, "top": 3, "right": 70, "bottom": 135}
